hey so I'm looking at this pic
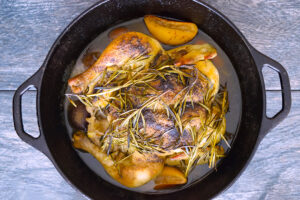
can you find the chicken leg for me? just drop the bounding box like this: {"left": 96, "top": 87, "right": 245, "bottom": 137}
{"left": 72, "top": 131, "right": 164, "bottom": 187}
{"left": 68, "top": 32, "right": 165, "bottom": 94}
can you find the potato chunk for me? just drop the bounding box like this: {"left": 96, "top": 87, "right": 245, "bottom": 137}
{"left": 68, "top": 101, "right": 89, "bottom": 130}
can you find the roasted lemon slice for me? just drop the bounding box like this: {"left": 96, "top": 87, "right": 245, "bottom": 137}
{"left": 144, "top": 15, "right": 198, "bottom": 45}
{"left": 195, "top": 60, "right": 220, "bottom": 95}
{"left": 167, "top": 44, "right": 217, "bottom": 66}
{"left": 154, "top": 166, "right": 187, "bottom": 189}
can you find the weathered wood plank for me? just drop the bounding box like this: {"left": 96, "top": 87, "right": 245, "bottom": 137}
{"left": 1, "top": 91, "right": 299, "bottom": 199}
{"left": 215, "top": 91, "right": 300, "bottom": 200}
{"left": 0, "top": 0, "right": 98, "bottom": 90}
{"left": 0, "top": 91, "right": 81, "bottom": 199}
{"left": 202, "top": 0, "right": 300, "bottom": 91}
{"left": 0, "top": 0, "right": 299, "bottom": 90}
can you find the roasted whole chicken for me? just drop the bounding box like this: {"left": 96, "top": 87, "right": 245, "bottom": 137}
{"left": 67, "top": 23, "right": 228, "bottom": 189}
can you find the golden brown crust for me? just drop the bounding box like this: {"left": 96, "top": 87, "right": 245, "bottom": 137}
{"left": 72, "top": 131, "right": 164, "bottom": 188}
{"left": 68, "top": 32, "right": 164, "bottom": 94}
{"left": 128, "top": 75, "right": 207, "bottom": 109}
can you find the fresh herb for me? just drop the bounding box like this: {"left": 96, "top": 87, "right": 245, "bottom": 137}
{"left": 66, "top": 55, "right": 229, "bottom": 176}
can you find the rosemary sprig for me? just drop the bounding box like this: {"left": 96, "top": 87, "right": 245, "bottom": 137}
{"left": 66, "top": 52, "right": 229, "bottom": 176}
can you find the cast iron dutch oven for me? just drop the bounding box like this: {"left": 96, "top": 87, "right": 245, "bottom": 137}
{"left": 13, "top": 0, "right": 291, "bottom": 199}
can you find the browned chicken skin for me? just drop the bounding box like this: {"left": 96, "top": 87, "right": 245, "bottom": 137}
{"left": 103, "top": 104, "right": 207, "bottom": 152}
{"left": 142, "top": 105, "right": 207, "bottom": 148}
{"left": 68, "top": 32, "right": 164, "bottom": 94}
{"left": 73, "top": 131, "right": 164, "bottom": 188}
{"left": 128, "top": 74, "right": 207, "bottom": 109}
{"left": 68, "top": 31, "right": 226, "bottom": 189}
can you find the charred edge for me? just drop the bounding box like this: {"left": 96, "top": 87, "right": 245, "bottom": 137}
{"left": 119, "top": 35, "right": 151, "bottom": 58}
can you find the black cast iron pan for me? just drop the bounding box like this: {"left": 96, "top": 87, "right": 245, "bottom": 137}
{"left": 13, "top": 0, "right": 291, "bottom": 199}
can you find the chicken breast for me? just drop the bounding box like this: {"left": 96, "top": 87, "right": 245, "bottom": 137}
{"left": 103, "top": 104, "right": 207, "bottom": 152}
{"left": 128, "top": 74, "right": 207, "bottom": 109}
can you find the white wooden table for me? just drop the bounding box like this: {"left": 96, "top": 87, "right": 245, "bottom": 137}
{"left": 1, "top": 0, "right": 299, "bottom": 199}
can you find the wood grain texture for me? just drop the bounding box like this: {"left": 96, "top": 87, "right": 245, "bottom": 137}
{"left": 1, "top": 91, "right": 299, "bottom": 200}
{"left": 215, "top": 91, "right": 300, "bottom": 200}
{"left": 0, "top": 0, "right": 98, "bottom": 90}
{"left": 0, "top": 91, "right": 81, "bottom": 199}
{"left": 0, "top": 0, "right": 299, "bottom": 199}
{"left": 0, "top": 0, "right": 299, "bottom": 90}
{"left": 201, "top": 0, "right": 300, "bottom": 91}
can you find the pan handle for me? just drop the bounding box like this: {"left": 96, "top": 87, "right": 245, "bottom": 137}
{"left": 251, "top": 48, "right": 291, "bottom": 139}
{"left": 13, "top": 68, "right": 49, "bottom": 156}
